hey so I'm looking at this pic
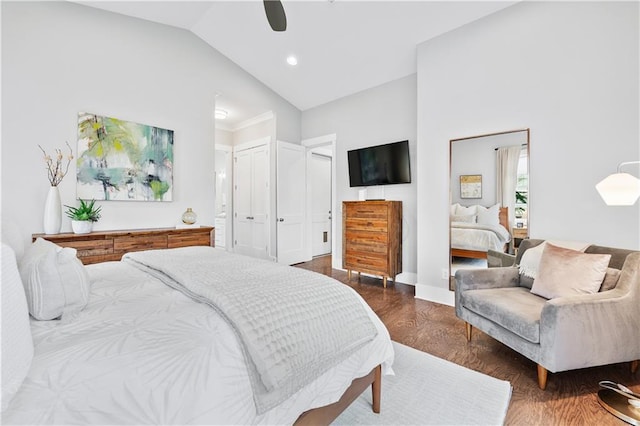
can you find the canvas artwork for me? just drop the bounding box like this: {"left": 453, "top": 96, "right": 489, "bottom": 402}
{"left": 76, "top": 112, "right": 174, "bottom": 201}
{"left": 460, "top": 174, "right": 482, "bottom": 199}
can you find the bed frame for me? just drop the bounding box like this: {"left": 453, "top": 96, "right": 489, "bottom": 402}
{"left": 295, "top": 365, "right": 381, "bottom": 425}
{"left": 450, "top": 207, "right": 509, "bottom": 260}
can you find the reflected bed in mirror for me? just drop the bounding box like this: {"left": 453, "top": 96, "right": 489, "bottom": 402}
{"left": 449, "top": 129, "right": 530, "bottom": 290}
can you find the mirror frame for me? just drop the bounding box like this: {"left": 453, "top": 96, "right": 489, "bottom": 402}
{"left": 449, "top": 128, "right": 530, "bottom": 290}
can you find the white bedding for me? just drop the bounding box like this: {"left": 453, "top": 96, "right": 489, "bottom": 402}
{"left": 2, "top": 260, "right": 394, "bottom": 425}
{"left": 123, "top": 247, "right": 379, "bottom": 414}
{"left": 451, "top": 222, "right": 511, "bottom": 253}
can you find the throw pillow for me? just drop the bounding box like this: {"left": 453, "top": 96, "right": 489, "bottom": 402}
{"left": 476, "top": 203, "right": 500, "bottom": 227}
{"left": 455, "top": 204, "right": 477, "bottom": 216}
{"left": 530, "top": 243, "right": 611, "bottom": 299}
{"left": 519, "top": 240, "right": 591, "bottom": 279}
{"left": 450, "top": 203, "right": 460, "bottom": 215}
{"left": 599, "top": 268, "right": 621, "bottom": 292}
{"left": 1, "top": 243, "right": 34, "bottom": 410}
{"left": 18, "top": 238, "right": 90, "bottom": 320}
{"left": 450, "top": 214, "right": 476, "bottom": 223}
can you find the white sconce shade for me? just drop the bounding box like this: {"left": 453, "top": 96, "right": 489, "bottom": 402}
{"left": 595, "top": 172, "right": 640, "bottom": 206}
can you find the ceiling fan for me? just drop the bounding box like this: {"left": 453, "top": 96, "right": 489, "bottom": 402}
{"left": 263, "top": 0, "right": 287, "bottom": 32}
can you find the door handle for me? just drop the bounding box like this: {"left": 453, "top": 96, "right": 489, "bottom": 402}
{"left": 246, "top": 216, "right": 254, "bottom": 220}
{"left": 278, "top": 218, "right": 285, "bottom": 222}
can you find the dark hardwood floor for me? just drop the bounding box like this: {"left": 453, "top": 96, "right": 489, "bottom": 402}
{"left": 296, "top": 255, "right": 639, "bottom": 426}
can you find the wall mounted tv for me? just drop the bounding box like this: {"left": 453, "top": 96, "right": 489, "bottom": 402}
{"left": 347, "top": 140, "right": 411, "bottom": 187}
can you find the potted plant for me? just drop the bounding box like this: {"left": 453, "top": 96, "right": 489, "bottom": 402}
{"left": 65, "top": 199, "right": 102, "bottom": 234}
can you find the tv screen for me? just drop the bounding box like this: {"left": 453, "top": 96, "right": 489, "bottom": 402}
{"left": 348, "top": 140, "right": 411, "bottom": 187}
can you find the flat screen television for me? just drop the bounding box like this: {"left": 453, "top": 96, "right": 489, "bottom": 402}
{"left": 347, "top": 140, "right": 411, "bottom": 187}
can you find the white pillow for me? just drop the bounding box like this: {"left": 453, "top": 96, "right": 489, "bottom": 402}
{"left": 455, "top": 204, "right": 477, "bottom": 216}
{"left": 451, "top": 214, "right": 476, "bottom": 223}
{"left": 477, "top": 203, "right": 500, "bottom": 227}
{"left": 1, "top": 243, "right": 33, "bottom": 410}
{"left": 450, "top": 203, "right": 460, "bottom": 215}
{"left": 18, "top": 238, "right": 90, "bottom": 321}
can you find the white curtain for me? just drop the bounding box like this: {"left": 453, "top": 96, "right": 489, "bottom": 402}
{"left": 496, "top": 145, "right": 522, "bottom": 231}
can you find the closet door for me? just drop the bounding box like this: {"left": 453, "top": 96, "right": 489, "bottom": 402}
{"left": 249, "top": 145, "right": 269, "bottom": 258}
{"left": 233, "top": 144, "right": 270, "bottom": 259}
{"left": 234, "top": 149, "right": 253, "bottom": 257}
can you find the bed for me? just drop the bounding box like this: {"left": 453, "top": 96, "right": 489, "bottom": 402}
{"left": 1, "top": 237, "right": 394, "bottom": 425}
{"left": 450, "top": 205, "right": 511, "bottom": 260}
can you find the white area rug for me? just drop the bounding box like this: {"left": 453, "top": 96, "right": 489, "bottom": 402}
{"left": 335, "top": 342, "right": 512, "bottom": 425}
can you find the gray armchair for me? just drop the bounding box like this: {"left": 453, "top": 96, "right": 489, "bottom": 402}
{"left": 455, "top": 239, "right": 640, "bottom": 389}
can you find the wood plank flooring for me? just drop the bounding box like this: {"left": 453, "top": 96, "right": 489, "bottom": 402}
{"left": 296, "top": 255, "right": 639, "bottom": 426}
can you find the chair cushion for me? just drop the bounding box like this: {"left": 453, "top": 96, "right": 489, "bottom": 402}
{"left": 462, "top": 287, "right": 547, "bottom": 344}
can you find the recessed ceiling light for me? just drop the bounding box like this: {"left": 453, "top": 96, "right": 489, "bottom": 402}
{"left": 214, "top": 109, "right": 228, "bottom": 120}
{"left": 286, "top": 55, "right": 298, "bottom": 66}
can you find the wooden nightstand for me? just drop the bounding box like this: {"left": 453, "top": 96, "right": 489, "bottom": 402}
{"left": 512, "top": 227, "right": 528, "bottom": 240}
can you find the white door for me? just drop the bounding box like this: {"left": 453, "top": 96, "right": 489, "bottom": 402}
{"left": 276, "top": 141, "right": 308, "bottom": 265}
{"left": 311, "top": 153, "right": 332, "bottom": 256}
{"left": 233, "top": 144, "right": 270, "bottom": 259}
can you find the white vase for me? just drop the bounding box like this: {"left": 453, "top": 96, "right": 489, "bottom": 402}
{"left": 43, "top": 186, "right": 62, "bottom": 235}
{"left": 71, "top": 220, "right": 93, "bottom": 234}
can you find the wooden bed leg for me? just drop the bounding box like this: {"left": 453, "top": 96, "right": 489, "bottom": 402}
{"left": 382, "top": 276, "right": 387, "bottom": 288}
{"left": 631, "top": 360, "right": 639, "bottom": 374}
{"left": 372, "top": 364, "right": 382, "bottom": 413}
{"left": 537, "top": 365, "right": 548, "bottom": 390}
{"left": 465, "top": 322, "right": 472, "bottom": 341}
{"left": 347, "top": 270, "right": 352, "bottom": 281}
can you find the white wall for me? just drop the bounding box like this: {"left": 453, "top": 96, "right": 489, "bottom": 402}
{"left": 451, "top": 131, "right": 526, "bottom": 206}
{"left": 2, "top": 2, "right": 300, "bottom": 238}
{"left": 416, "top": 1, "right": 639, "bottom": 304}
{"left": 302, "top": 75, "right": 418, "bottom": 283}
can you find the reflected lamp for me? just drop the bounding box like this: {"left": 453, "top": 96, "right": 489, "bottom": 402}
{"left": 596, "top": 161, "right": 640, "bottom": 206}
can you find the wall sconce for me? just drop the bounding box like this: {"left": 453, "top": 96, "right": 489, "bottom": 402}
{"left": 595, "top": 161, "right": 640, "bottom": 206}
{"left": 214, "top": 109, "right": 228, "bottom": 120}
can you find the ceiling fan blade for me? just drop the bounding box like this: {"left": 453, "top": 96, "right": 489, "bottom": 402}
{"left": 263, "top": 0, "right": 287, "bottom": 32}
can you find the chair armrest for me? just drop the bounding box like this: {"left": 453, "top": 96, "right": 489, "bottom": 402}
{"left": 540, "top": 289, "right": 640, "bottom": 371}
{"left": 487, "top": 250, "right": 516, "bottom": 268}
{"left": 455, "top": 267, "right": 520, "bottom": 292}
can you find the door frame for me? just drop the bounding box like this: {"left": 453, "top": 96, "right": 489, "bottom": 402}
{"left": 215, "top": 143, "right": 233, "bottom": 251}
{"left": 301, "top": 134, "right": 337, "bottom": 267}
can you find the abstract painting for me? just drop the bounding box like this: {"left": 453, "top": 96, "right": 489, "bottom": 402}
{"left": 76, "top": 112, "right": 174, "bottom": 201}
{"left": 460, "top": 174, "right": 482, "bottom": 199}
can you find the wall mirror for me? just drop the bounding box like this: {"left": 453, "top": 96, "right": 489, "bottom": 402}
{"left": 449, "top": 129, "right": 530, "bottom": 290}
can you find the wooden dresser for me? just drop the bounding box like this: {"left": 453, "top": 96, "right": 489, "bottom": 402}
{"left": 342, "top": 201, "right": 402, "bottom": 288}
{"left": 32, "top": 226, "right": 214, "bottom": 265}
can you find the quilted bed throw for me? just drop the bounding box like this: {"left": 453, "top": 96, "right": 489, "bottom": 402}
{"left": 123, "top": 247, "right": 378, "bottom": 414}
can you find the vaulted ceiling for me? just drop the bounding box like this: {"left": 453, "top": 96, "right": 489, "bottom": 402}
{"left": 76, "top": 1, "right": 517, "bottom": 125}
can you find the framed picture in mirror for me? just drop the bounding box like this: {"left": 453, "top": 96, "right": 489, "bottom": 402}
{"left": 460, "top": 174, "right": 482, "bottom": 199}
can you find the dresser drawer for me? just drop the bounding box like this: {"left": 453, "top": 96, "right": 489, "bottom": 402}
{"left": 167, "top": 232, "right": 212, "bottom": 248}
{"left": 55, "top": 239, "right": 114, "bottom": 258}
{"left": 344, "top": 218, "right": 388, "bottom": 233}
{"left": 344, "top": 230, "right": 389, "bottom": 251}
{"left": 114, "top": 235, "right": 167, "bottom": 252}
{"left": 344, "top": 253, "right": 388, "bottom": 271}
{"left": 344, "top": 203, "right": 387, "bottom": 220}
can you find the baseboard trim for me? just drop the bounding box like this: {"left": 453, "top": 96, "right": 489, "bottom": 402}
{"left": 414, "top": 284, "right": 454, "bottom": 307}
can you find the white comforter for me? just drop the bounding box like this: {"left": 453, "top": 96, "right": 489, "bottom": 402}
{"left": 123, "top": 247, "right": 379, "bottom": 414}
{"left": 3, "top": 260, "right": 394, "bottom": 425}
{"left": 451, "top": 222, "right": 511, "bottom": 253}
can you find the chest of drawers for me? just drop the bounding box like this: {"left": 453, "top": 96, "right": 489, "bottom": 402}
{"left": 342, "top": 201, "right": 402, "bottom": 288}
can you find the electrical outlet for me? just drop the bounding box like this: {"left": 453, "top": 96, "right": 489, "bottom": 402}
{"left": 442, "top": 269, "right": 449, "bottom": 280}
